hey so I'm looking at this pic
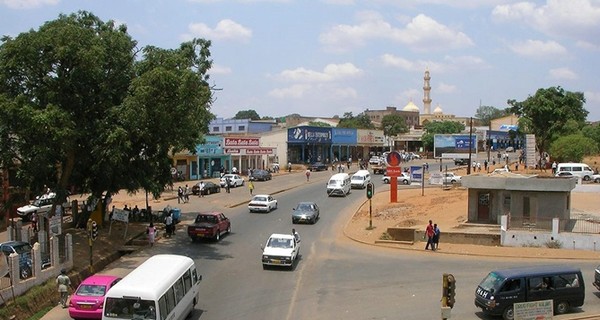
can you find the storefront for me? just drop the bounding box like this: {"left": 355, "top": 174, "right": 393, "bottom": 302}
{"left": 287, "top": 126, "right": 332, "bottom": 164}
{"left": 224, "top": 136, "right": 276, "bottom": 175}
{"left": 356, "top": 129, "right": 385, "bottom": 159}
{"left": 195, "top": 135, "right": 231, "bottom": 179}
{"left": 331, "top": 128, "right": 357, "bottom": 162}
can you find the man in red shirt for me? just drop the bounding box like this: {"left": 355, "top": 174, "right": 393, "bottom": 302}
{"left": 425, "top": 220, "right": 435, "bottom": 250}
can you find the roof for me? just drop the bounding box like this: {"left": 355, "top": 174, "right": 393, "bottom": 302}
{"left": 402, "top": 101, "right": 420, "bottom": 112}
{"left": 491, "top": 265, "right": 581, "bottom": 279}
{"left": 269, "top": 233, "right": 294, "bottom": 240}
{"left": 197, "top": 211, "right": 223, "bottom": 216}
{"left": 80, "top": 274, "right": 120, "bottom": 285}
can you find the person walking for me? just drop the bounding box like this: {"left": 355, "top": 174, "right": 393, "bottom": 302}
{"left": 305, "top": 168, "right": 311, "bottom": 182}
{"left": 425, "top": 220, "right": 435, "bottom": 250}
{"left": 248, "top": 180, "right": 254, "bottom": 195}
{"left": 147, "top": 222, "right": 157, "bottom": 247}
{"left": 225, "top": 177, "right": 231, "bottom": 193}
{"left": 433, "top": 223, "right": 441, "bottom": 250}
{"left": 56, "top": 269, "right": 72, "bottom": 308}
{"left": 177, "top": 186, "right": 183, "bottom": 203}
{"left": 199, "top": 181, "right": 205, "bottom": 197}
{"left": 184, "top": 184, "right": 190, "bottom": 203}
{"left": 165, "top": 213, "right": 173, "bottom": 238}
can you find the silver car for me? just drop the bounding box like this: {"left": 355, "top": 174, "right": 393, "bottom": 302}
{"left": 292, "top": 202, "right": 320, "bottom": 224}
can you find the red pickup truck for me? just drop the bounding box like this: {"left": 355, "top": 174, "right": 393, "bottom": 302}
{"left": 187, "top": 212, "right": 231, "bottom": 242}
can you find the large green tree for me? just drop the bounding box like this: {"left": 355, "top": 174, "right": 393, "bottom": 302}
{"left": 337, "top": 112, "right": 375, "bottom": 129}
{"left": 0, "top": 11, "right": 214, "bottom": 219}
{"left": 233, "top": 109, "right": 260, "bottom": 120}
{"left": 380, "top": 114, "right": 408, "bottom": 136}
{"left": 421, "top": 121, "right": 465, "bottom": 151}
{"left": 507, "top": 86, "right": 588, "bottom": 157}
{"left": 474, "top": 105, "right": 507, "bottom": 126}
{"left": 582, "top": 124, "right": 600, "bottom": 150}
{"left": 549, "top": 134, "right": 598, "bottom": 163}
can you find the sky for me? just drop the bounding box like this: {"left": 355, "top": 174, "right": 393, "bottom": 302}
{"left": 1, "top": 0, "right": 600, "bottom": 122}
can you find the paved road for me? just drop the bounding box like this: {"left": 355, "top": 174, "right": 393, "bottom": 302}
{"left": 41, "top": 166, "right": 600, "bottom": 320}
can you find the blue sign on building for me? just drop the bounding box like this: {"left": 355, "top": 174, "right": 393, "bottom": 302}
{"left": 332, "top": 128, "right": 357, "bottom": 144}
{"left": 454, "top": 135, "right": 475, "bottom": 149}
{"left": 288, "top": 127, "right": 332, "bottom": 143}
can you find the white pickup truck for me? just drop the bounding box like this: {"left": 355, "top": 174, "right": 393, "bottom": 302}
{"left": 17, "top": 192, "right": 69, "bottom": 221}
{"left": 442, "top": 172, "right": 462, "bottom": 184}
{"left": 261, "top": 233, "right": 300, "bottom": 269}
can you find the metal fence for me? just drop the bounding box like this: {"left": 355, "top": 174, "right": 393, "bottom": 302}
{"left": 509, "top": 216, "right": 600, "bottom": 234}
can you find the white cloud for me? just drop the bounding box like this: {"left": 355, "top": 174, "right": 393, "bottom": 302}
{"left": 493, "top": 0, "right": 600, "bottom": 43}
{"left": 268, "top": 84, "right": 311, "bottom": 98}
{"left": 210, "top": 64, "right": 232, "bottom": 75}
{"left": 437, "top": 82, "right": 457, "bottom": 94}
{"left": 585, "top": 90, "right": 600, "bottom": 106}
{"left": 278, "top": 63, "right": 362, "bottom": 82}
{"left": 320, "top": 11, "right": 473, "bottom": 52}
{"left": 1, "top": 0, "right": 59, "bottom": 9}
{"left": 548, "top": 67, "right": 577, "bottom": 80}
{"left": 322, "top": 0, "right": 355, "bottom": 4}
{"left": 509, "top": 39, "right": 567, "bottom": 57}
{"left": 381, "top": 54, "right": 487, "bottom": 73}
{"left": 183, "top": 19, "right": 252, "bottom": 42}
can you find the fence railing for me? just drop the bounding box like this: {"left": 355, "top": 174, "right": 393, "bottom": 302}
{"left": 509, "top": 216, "right": 600, "bottom": 234}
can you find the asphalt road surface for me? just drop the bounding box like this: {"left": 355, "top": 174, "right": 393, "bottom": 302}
{"left": 150, "top": 169, "right": 600, "bottom": 320}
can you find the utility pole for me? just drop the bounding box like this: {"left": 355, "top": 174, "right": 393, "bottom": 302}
{"left": 467, "top": 117, "right": 473, "bottom": 175}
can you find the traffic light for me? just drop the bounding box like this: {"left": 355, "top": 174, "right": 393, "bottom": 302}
{"left": 91, "top": 221, "right": 98, "bottom": 241}
{"left": 446, "top": 273, "right": 456, "bottom": 308}
{"left": 366, "top": 183, "right": 374, "bottom": 199}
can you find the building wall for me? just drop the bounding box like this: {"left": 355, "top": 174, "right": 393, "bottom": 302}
{"left": 259, "top": 129, "right": 288, "bottom": 167}
{"left": 363, "top": 107, "right": 420, "bottom": 128}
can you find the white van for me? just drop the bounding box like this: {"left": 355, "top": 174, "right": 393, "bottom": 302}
{"left": 327, "top": 173, "right": 351, "bottom": 197}
{"left": 351, "top": 170, "right": 371, "bottom": 189}
{"left": 557, "top": 163, "right": 594, "bottom": 181}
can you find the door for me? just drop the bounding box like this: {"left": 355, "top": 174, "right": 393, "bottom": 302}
{"left": 477, "top": 192, "right": 490, "bottom": 221}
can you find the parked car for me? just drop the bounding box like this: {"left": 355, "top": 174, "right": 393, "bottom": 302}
{"left": 249, "top": 169, "right": 272, "bottom": 181}
{"left": 382, "top": 172, "right": 411, "bottom": 185}
{"left": 309, "top": 162, "right": 328, "bottom": 171}
{"left": 492, "top": 168, "right": 510, "bottom": 174}
{"left": 17, "top": 192, "right": 69, "bottom": 221}
{"left": 505, "top": 146, "right": 515, "bottom": 152}
{"left": 191, "top": 181, "right": 221, "bottom": 195}
{"left": 248, "top": 194, "right": 278, "bottom": 213}
{"left": 68, "top": 274, "right": 121, "bottom": 319}
{"left": 219, "top": 174, "right": 244, "bottom": 187}
{"left": 0, "top": 241, "right": 51, "bottom": 279}
{"left": 292, "top": 202, "right": 320, "bottom": 224}
{"left": 261, "top": 233, "right": 300, "bottom": 269}
{"left": 593, "top": 174, "right": 600, "bottom": 183}
{"left": 442, "top": 172, "right": 462, "bottom": 184}
{"left": 555, "top": 171, "right": 575, "bottom": 178}
{"left": 187, "top": 212, "right": 231, "bottom": 242}
{"left": 454, "top": 158, "right": 470, "bottom": 166}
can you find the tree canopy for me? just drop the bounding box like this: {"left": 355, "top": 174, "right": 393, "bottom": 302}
{"left": 507, "top": 86, "right": 588, "bottom": 157}
{"left": 380, "top": 114, "right": 408, "bottom": 136}
{"left": 421, "top": 121, "right": 465, "bottom": 151}
{"left": 337, "top": 112, "right": 375, "bottom": 129}
{"left": 474, "top": 105, "right": 507, "bottom": 126}
{"left": 0, "top": 11, "right": 214, "bottom": 216}
{"left": 233, "top": 109, "right": 260, "bottom": 120}
{"left": 549, "top": 134, "right": 598, "bottom": 163}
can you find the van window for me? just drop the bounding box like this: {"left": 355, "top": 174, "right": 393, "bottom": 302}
{"left": 572, "top": 166, "right": 582, "bottom": 172}
{"left": 500, "top": 279, "right": 521, "bottom": 293}
{"left": 559, "top": 167, "right": 571, "bottom": 172}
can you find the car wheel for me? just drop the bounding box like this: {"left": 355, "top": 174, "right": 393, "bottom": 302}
{"left": 595, "top": 178, "right": 600, "bottom": 183}
{"left": 21, "top": 267, "right": 31, "bottom": 279}
{"left": 292, "top": 218, "right": 296, "bottom": 224}
{"left": 502, "top": 306, "right": 514, "bottom": 320}
{"left": 207, "top": 189, "right": 211, "bottom": 195}
{"left": 227, "top": 224, "right": 231, "bottom": 234}
{"left": 451, "top": 180, "right": 456, "bottom": 184}
{"left": 274, "top": 203, "right": 278, "bottom": 210}
{"left": 583, "top": 175, "right": 591, "bottom": 181}
{"left": 311, "top": 217, "right": 316, "bottom": 224}
{"left": 383, "top": 179, "right": 389, "bottom": 183}
{"left": 214, "top": 230, "right": 220, "bottom": 241}
{"left": 403, "top": 179, "right": 409, "bottom": 185}
{"left": 555, "top": 301, "right": 569, "bottom": 315}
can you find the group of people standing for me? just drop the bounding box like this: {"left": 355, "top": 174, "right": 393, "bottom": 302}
{"left": 177, "top": 185, "right": 190, "bottom": 203}
{"left": 425, "top": 220, "right": 441, "bottom": 251}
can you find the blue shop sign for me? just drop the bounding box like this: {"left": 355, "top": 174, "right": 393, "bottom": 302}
{"left": 288, "top": 127, "right": 332, "bottom": 143}
{"left": 332, "top": 128, "right": 357, "bottom": 144}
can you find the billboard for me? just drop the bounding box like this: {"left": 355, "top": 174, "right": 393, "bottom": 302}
{"left": 288, "top": 127, "right": 332, "bottom": 143}
{"left": 434, "top": 134, "right": 477, "bottom": 159}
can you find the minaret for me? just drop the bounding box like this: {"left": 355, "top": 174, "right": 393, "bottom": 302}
{"left": 423, "top": 69, "right": 432, "bottom": 114}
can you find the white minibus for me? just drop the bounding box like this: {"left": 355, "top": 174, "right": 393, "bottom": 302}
{"left": 351, "top": 170, "right": 371, "bottom": 189}
{"left": 102, "top": 254, "right": 202, "bottom": 320}
{"left": 327, "top": 173, "right": 351, "bottom": 196}
{"left": 557, "top": 163, "right": 594, "bottom": 181}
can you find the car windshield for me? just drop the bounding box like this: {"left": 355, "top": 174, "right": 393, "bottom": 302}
{"left": 76, "top": 284, "right": 107, "bottom": 297}
{"left": 195, "top": 215, "right": 216, "bottom": 223}
{"left": 297, "top": 204, "right": 313, "bottom": 211}
{"left": 478, "top": 272, "right": 504, "bottom": 292}
{"left": 12, "top": 243, "right": 33, "bottom": 255}
{"left": 253, "top": 197, "right": 267, "bottom": 202}
{"left": 267, "top": 238, "right": 292, "bottom": 249}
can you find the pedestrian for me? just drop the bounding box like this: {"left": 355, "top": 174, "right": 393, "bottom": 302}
{"left": 433, "top": 223, "right": 441, "bottom": 250}
{"left": 425, "top": 220, "right": 435, "bottom": 250}
{"left": 476, "top": 162, "right": 481, "bottom": 172}
{"left": 165, "top": 213, "right": 173, "bottom": 237}
{"left": 484, "top": 160, "right": 488, "bottom": 171}
{"left": 305, "top": 168, "right": 311, "bottom": 181}
{"left": 56, "top": 268, "right": 72, "bottom": 308}
{"left": 225, "top": 178, "right": 231, "bottom": 193}
{"left": 177, "top": 186, "right": 183, "bottom": 203}
{"left": 147, "top": 222, "right": 157, "bottom": 246}
{"left": 109, "top": 205, "right": 115, "bottom": 221}
{"left": 31, "top": 212, "right": 38, "bottom": 232}
{"left": 184, "top": 184, "right": 190, "bottom": 203}
{"left": 132, "top": 205, "right": 140, "bottom": 222}
{"left": 288, "top": 161, "right": 292, "bottom": 173}
{"left": 292, "top": 228, "right": 300, "bottom": 243}
{"left": 515, "top": 162, "right": 519, "bottom": 171}
{"left": 248, "top": 180, "right": 254, "bottom": 195}
{"left": 552, "top": 161, "right": 558, "bottom": 174}
{"left": 199, "top": 181, "right": 205, "bottom": 197}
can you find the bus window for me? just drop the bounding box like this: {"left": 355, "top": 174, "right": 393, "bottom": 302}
{"left": 183, "top": 270, "right": 192, "bottom": 292}
{"left": 165, "top": 287, "right": 176, "bottom": 315}
{"left": 174, "top": 278, "right": 184, "bottom": 301}
{"left": 158, "top": 296, "right": 167, "bottom": 320}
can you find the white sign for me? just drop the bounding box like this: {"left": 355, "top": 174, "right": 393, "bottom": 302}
{"left": 514, "top": 299, "right": 553, "bottom": 320}
{"left": 49, "top": 215, "right": 62, "bottom": 236}
{"left": 112, "top": 209, "right": 129, "bottom": 223}
{"left": 442, "top": 153, "right": 477, "bottom": 159}
{"left": 428, "top": 173, "right": 443, "bottom": 185}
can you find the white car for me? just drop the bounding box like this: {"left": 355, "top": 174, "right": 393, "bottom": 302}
{"left": 261, "top": 233, "right": 300, "bottom": 269}
{"left": 248, "top": 194, "right": 278, "bottom": 213}
{"left": 442, "top": 173, "right": 462, "bottom": 184}
{"left": 593, "top": 174, "right": 600, "bottom": 183}
{"left": 220, "top": 174, "right": 244, "bottom": 187}
{"left": 17, "top": 192, "right": 69, "bottom": 221}
{"left": 382, "top": 172, "right": 411, "bottom": 185}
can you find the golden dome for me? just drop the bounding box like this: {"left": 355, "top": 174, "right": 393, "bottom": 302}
{"left": 433, "top": 105, "right": 443, "bottom": 114}
{"left": 402, "top": 101, "right": 420, "bottom": 112}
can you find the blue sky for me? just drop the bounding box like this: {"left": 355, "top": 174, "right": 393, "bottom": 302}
{"left": 1, "top": 0, "right": 599, "bottom": 122}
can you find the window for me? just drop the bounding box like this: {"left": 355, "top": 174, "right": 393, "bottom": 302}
{"left": 212, "top": 126, "right": 219, "bottom": 132}
{"left": 158, "top": 297, "right": 168, "bottom": 320}
{"left": 165, "top": 287, "right": 176, "bottom": 315}
{"left": 174, "top": 278, "right": 184, "bottom": 301}
{"left": 238, "top": 125, "right": 245, "bottom": 131}
{"left": 183, "top": 270, "right": 192, "bottom": 292}
{"left": 225, "top": 126, "right": 232, "bottom": 132}
{"left": 500, "top": 279, "right": 521, "bottom": 292}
